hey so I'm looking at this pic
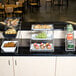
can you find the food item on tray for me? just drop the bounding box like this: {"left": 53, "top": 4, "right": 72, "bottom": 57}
{"left": 40, "top": 44, "right": 45, "bottom": 49}
{"left": 40, "top": 45, "right": 45, "bottom": 49}
{"left": 40, "top": 43, "right": 44, "bottom": 47}
{"left": 7, "top": 19, "right": 13, "bottom": 21}
{"left": 35, "top": 32, "right": 47, "bottom": 39}
{"left": 5, "top": 28, "right": 17, "bottom": 34}
{"left": 34, "top": 24, "right": 52, "bottom": 29}
{"left": 35, "top": 45, "right": 39, "bottom": 49}
{"left": 33, "top": 43, "right": 37, "bottom": 48}
{"left": 6, "top": 18, "right": 19, "bottom": 27}
{"left": 4, "top": 42, "right": 16, "bottom": 47}
{"left": 33, "top": 43, "right": 52, "bottom": 50}
{"left": 43, "top": 25, "right": 51, "bottom": 29}
{"left": 46, "top": 43, "right": 50, "bottom": 47}
{"left": 47, "top": 45, "right": 52, "bottom": 49}
{"left": 0, "top": 22, "right": 6, "bottom": 25}
{"left": 11, "top": 19, "right": 19, "bottom": 26}
{"left": 34, "top": 24, "right": 41, "bottom": 29}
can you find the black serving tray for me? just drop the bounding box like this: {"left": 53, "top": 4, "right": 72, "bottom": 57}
{"left": 3, "top": 26, "right": 18, "bottom": 39}
{"left": 3, "top": 33, "right": 17, "bottom": 39}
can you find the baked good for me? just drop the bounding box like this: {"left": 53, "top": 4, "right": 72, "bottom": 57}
{"left": 46, "top": 43, "right": 50, "bottom": 47}
{"left": 11, "top": 19, "right": 19, "bottom": 26}
{"left": 40, "top": 43, "right": 44, "bottom": 47}
{"left": 33, "top": 43, "right": 37, "bottom": 48}
{"left": 35, "top": 45, "right": 39, "bottom": 49}
{"left": 6, "top": 18, "right": 19, "bottom": 27}
{"left": 43, "top": 25, "right": 47, "bottom": 29}
{"left": 40, "top": 45, "right": 45, "bottom": 49}
{"left": 5, "top": 28, "right": 17, "bottom": 34}
{"left": 47, "top": 45, "right": 51, "bottom": 49}
{"left": 4, "top": 42, "right": 16, "bottom": 47}
{"left": 34, "top": 24, "right": 52, "bottom": 29}
{"left": 34, "top": 24, "right": 41, "bottom": 29}
{"left": 7, "top": 19, "right": 13, "bottom": 22}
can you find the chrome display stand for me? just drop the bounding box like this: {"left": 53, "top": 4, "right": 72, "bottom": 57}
{"left": 30, "top": 24, "right": 54, "bottom": 52}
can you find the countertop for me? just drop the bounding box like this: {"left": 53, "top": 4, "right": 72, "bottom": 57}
{"left": 0, "top": 22, "right": 76, "bottom": 31}
{"left": 0, "top": 22, "right": 76, "bottom": 56}
{"left": 0, "top": 39, "right": 76, "bottom": 56}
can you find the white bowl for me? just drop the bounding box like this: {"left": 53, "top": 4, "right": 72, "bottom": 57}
{"left": 1, "top": 41, "right": 18, "bottom": 53}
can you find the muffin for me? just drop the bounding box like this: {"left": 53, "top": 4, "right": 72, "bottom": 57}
{"left": 46, "top": 43, "right": 50, "bottom": 47}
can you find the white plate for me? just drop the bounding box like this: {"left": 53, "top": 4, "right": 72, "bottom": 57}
{"left": 1, "top": 41, "right": 18, "bottom": 53}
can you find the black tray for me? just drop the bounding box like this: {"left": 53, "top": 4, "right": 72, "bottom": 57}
{"left": 3, "top": 27, "right": 17, "bottom": 39}
{"left": 3, "top": 32, "right": 17, "bottom": 38}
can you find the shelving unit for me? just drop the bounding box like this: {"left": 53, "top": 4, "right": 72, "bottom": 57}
{"left": 30, "top": 24, "right": 54, "bottom": 52}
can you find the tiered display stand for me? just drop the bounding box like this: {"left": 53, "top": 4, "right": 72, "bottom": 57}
{"left": 30, "top": 24, "right": 54, "bottom": 52}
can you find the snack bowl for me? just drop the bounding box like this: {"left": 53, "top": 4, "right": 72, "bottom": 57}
{"left": 1, "top": 41, "right": 18, "bottom": 53}
{"left": 3, "top": 27, "right": 17, "bottom": 38}
{"left": 3, "top": 33, "right": 17, "bottom": 38}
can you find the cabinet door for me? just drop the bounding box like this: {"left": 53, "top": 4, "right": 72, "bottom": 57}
{"left": 14, "top": 57, "right": 56, "bottom": 76}
{"left": 56, "top": 57, "right": 76, "bottom": 76}
{"left": 0, "top": 57, "right": 13, "bottom": 76}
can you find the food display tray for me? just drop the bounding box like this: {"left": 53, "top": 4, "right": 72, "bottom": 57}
{"left": 30, "top": 44, "right": 54, "bottom": 52}
{"left": 3, "top": 27, "right": 18, "bottom": 39}
{"left": 31, "top": 34, "right": 53, "bottom": 40}
{"left": 1, "top": 41, "right": 18, "bottom": 53}
{"left": 32, "top": 24, "right": 53, "bottom": 31}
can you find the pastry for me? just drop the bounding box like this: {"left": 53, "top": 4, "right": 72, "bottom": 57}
{"left": 40, "top": 45, "right": 45, "bottom": 49}
{"left": 6, "top": 18, "right": 19, "bottom": 26}
{"left": 35, "top": 45, "right": 39, "bottom": 49}
{"left": 4, "top": 42, "right": 16, "bottom": 47}
{"left": 46, "top": 43, "right": 50, "bottom": 47}
{"left": 40, "top": 43, "right": 44, "bottom": 47}
{"left": 7, "top": 19, "right": 13, "bottom": 22}
{"left": 11, "top": 19, "right": 19, "bottom": 26}
{"left": 47, "top": 45, "right": 52, "bottom": 49}
{"left": 34, "top": 24, "right": 52, "bottom": 29}
{"left": 34, "top": 25, "right": 41, "bottom": 29}
{"left": 5, "top": 28, "right": 17, "bottom": 34}
{"left": 33, "top": 43, "right": 37, "bottom": 48}
{"left": 43, "top": 25, "right": 47, "bottom": 29}
{"left": 46, "top": 26, "right": 50, "bottom": 29}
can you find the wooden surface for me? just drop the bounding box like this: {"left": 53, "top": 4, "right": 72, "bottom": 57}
{"left": 0, "top": 6, "right": 4, "bottom": 9}
{"left": 0, "top": 4, "right": 23, "bottom": 9}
